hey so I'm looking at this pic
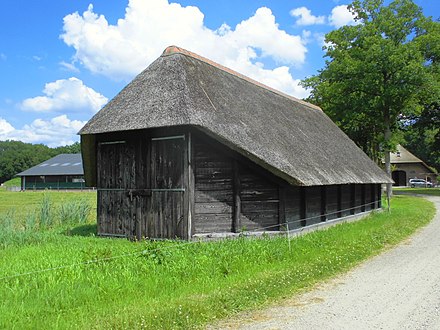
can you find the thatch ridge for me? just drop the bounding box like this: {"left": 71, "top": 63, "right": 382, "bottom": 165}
{"left": 161, "top": 45, "right": 321, "bottom": 112}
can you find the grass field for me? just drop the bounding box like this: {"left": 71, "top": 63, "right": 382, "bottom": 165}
{"left": 0, "top": 190, "right": 436, "bottom": 329}
{"left": 393, "top": 187, "right": 440, "bottom": 196}
{"left": 1, "top": 177, "right": 20, "bottom": 187}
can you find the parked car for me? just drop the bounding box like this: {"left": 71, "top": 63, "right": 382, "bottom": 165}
{"left": 409, "top": 179, "right": 433, "bottom": 188}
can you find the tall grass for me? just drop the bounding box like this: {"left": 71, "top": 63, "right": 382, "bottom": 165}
{"left": 0, "top": 192, "right": 94, "bottom": 248}
{"left": 58, "top": 198, "right": 91, "bottom": 225}
{"left": 39, "top": 193, "right": 54, "bottom": 228}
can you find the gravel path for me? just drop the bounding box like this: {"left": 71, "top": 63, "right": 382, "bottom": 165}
{"left": 209, "top": 196, "right": 440, "bottom": 330}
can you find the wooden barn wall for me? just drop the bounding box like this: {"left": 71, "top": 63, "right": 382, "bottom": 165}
{"left": 94, "top": 127, "right": 384, "bottom": 239}
{"left": 340, "top": 185, "right": 352, "bottom": 217}
{"left": 96, "top": 128, "right": 189, "bottom": 240}
{"left": 326, "top": 185, "right": 339, "bottom": 220}
{"left": 193, "top": 134, "right": 279, "bottom": 234}
{"left": 239, "top": 166, "right": 279, "bottom": 231}
{"left": 285, "top": 186, "right": 301, "bottom": 229}
{"left": 193, "top": 140, "right": 234, "bottom": 233}
{"left": 364, "top": 184, "right": 372, "bottom": 211}
{"left": 97, "top": 140, "right": 137, "bottom": 237}
{"left": 304, "top": 186, "right": 322, "bottom": 226}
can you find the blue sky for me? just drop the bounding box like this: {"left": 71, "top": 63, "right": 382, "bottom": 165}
{"left": 0, "top": 0, "right": 438, "bottom": 147}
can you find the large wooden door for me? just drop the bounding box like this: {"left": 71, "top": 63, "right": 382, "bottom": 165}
{"left": 150, "top": 135, "right": 186, "bottom": 238}
{"left": 97, "top": 140, "right": 136, "bottom": 237}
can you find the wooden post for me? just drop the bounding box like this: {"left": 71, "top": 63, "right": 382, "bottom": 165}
{"left": 320, "top": 186, "right": 327, "bottom": 222}
{"left": 232, "top": 160, "right": 241, "bottom": 233}
{"left": 361, "top": 184, "right": 366, "bottom": 212}
{"left": 350, "top": 184, "right": 356, "bottom": 215}
{"left": 337, "top": 185, "right": 342, "bottom": 218}
{"left": 300, "top": 187, "right": 306, "bottom": 227}
{"left": 187, "top": 132, "right": 195, "bottom": 239}
{"left": 377, "top": 184, "right": 382, "bottom": 209}
{"left": 278, "top": 186, "right": 286, "bottom": 230}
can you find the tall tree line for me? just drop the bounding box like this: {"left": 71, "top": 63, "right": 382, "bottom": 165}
{"left": 302, "top": 0, "right": 440, "bottom": 196}
{"left": 0, "top": 140, "right": 81, "bottom": 183}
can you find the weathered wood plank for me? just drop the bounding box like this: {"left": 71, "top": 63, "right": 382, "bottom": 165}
{"left": 326, "top": 185, "right": 339, "bottom": 220}
{"left": 195, "top": 190, "right": 233, "bottom": 203}
{"left": 233, "top": 160, "right": 241, "bottom": 233}
{"left": 195, "top": 202, "right": 233, "bottom": 214}
{"left": 240, "top": 188, "right": 279, "bottom": 201}
{"left": 341, "top": 185, "right": 352, "bottom": 217}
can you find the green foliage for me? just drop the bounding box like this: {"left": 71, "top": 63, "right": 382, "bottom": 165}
{"left": 402, "top": 102, "right": 440, "bottom": 172}
{"left": 302, "top": 0, "right": 439, "bottom": 164}
{"left": 0, "top": 140, "right": 81, "bottom": 183}
{"left": 0, "top": 192, "right": 435, "bottom": 329}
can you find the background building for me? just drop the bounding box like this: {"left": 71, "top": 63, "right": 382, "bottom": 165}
{"left": 391, "top": 145, "right": 437, "bottom": 186}
{"left": 17, "top": 154, "right": 86, "bottom": 190}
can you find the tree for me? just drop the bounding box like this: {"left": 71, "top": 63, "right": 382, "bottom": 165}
{"left": 302, "top": 0, "right": 440, "bottom": 199}
{"left": 0, "top": 140, "right": 81, "bottom": 183}
{"left": 402, "top": 102, "right": 440, "bottom": 172}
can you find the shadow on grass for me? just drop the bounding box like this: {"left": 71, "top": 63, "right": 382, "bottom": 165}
{"left": 66, "top": 224, "right": 97, "bottom": 237}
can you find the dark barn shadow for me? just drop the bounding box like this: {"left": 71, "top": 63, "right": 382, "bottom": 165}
{"left": 65, "top": 224, "right": 97, "bottom": 237}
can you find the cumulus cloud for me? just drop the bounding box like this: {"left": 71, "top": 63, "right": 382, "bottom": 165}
{"left": 0, "top": 118, "right": 14, "bottom": 135}
{"left": 290, "top": 7, "right": 326, "bottom": 26}
{"left": 21, "top": 77, "right": 108, "bottom": 113}
{"left": 329, "top": 5, "right": 357, "bottom": 27}
{"left": 0, "top": 115, "right": 86, "bottom": 147}
{"left": 61, "top": 0, "right": 308, "bottom": 98}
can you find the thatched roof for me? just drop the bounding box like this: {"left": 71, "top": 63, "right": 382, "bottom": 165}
{"left": 391, "top": 145, "right": 435, "bottom": 173}
{"left": 80, "top": 46, "right": 391, "bottom": 186}
{"left": 391, "top": 145, "right": 425, "bottom": 164}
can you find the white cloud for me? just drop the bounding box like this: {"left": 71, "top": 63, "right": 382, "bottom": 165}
{"left": 21, "top": 77, "right": 108, "bottom": 113}
{"left": 0, "top": 115, "right": 86, "bottom": 147}
{"left": 329, "top": 5, "right": 357, "bottom": 28}
{"left": 290, "top": 7, "right": 326, "bottom": 26}
{"left": 59, "top": 61, "right": 80, "bottom": 73}
{"left": 61, "top": 0, "right": 308, "bottom": 98}
{"left": 0, "top": 118, "right": 14, "bottom": 135}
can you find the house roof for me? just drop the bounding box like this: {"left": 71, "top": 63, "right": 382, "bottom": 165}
{"left": 391, "top": 144, "right": 425, "bottom": 164}
{"left": 16, "top": 154, "right": 84, "bottom": 177}
{"left": 80, "top": 46, "right": 391, "bottom": 186}
{"left": 391, "top": 144, "right": 435, "bottom": 174}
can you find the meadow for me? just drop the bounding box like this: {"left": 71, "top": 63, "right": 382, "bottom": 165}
{"left": 0, "top": 188, "right": 435, "bottom": 329}
{"left": 393, "top": 187, "right": 440, "bottom": 196}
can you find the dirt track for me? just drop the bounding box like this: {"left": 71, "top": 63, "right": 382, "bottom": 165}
{"left": 209, "top": 196, "right": 440, "bottom": 330}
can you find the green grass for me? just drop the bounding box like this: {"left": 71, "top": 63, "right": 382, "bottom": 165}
{"left": 0, "top": 192, "right": 436, "bottom": 329}
{"left": 1, "top": 177, "right": 20, "bottom": 188}
{"left": 393, "top": 187, "right": 440, "bottom": 196}
{"left": 0, "top": 189, "right": 96, "bottom": 223}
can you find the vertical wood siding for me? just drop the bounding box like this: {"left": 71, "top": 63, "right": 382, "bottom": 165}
{"left": 239, "top": 167, "right": 279, "bottom": 231}
{"left": 285, "top": 186, "right": 301, "bottom": 229}
{"left": 97, "top": 141, "right": 136, "bottom": 237}
{"left": 95, "top": 129, "right": 384, "bottom": 239}
{"left": 326, "top": 185, "right": 339, "bottom": 220}
{"left": 304, "top": 186, "right": 321, "bottom": 226}
{"left": 193, "top": 141, "right": 234, "bottom": 233}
